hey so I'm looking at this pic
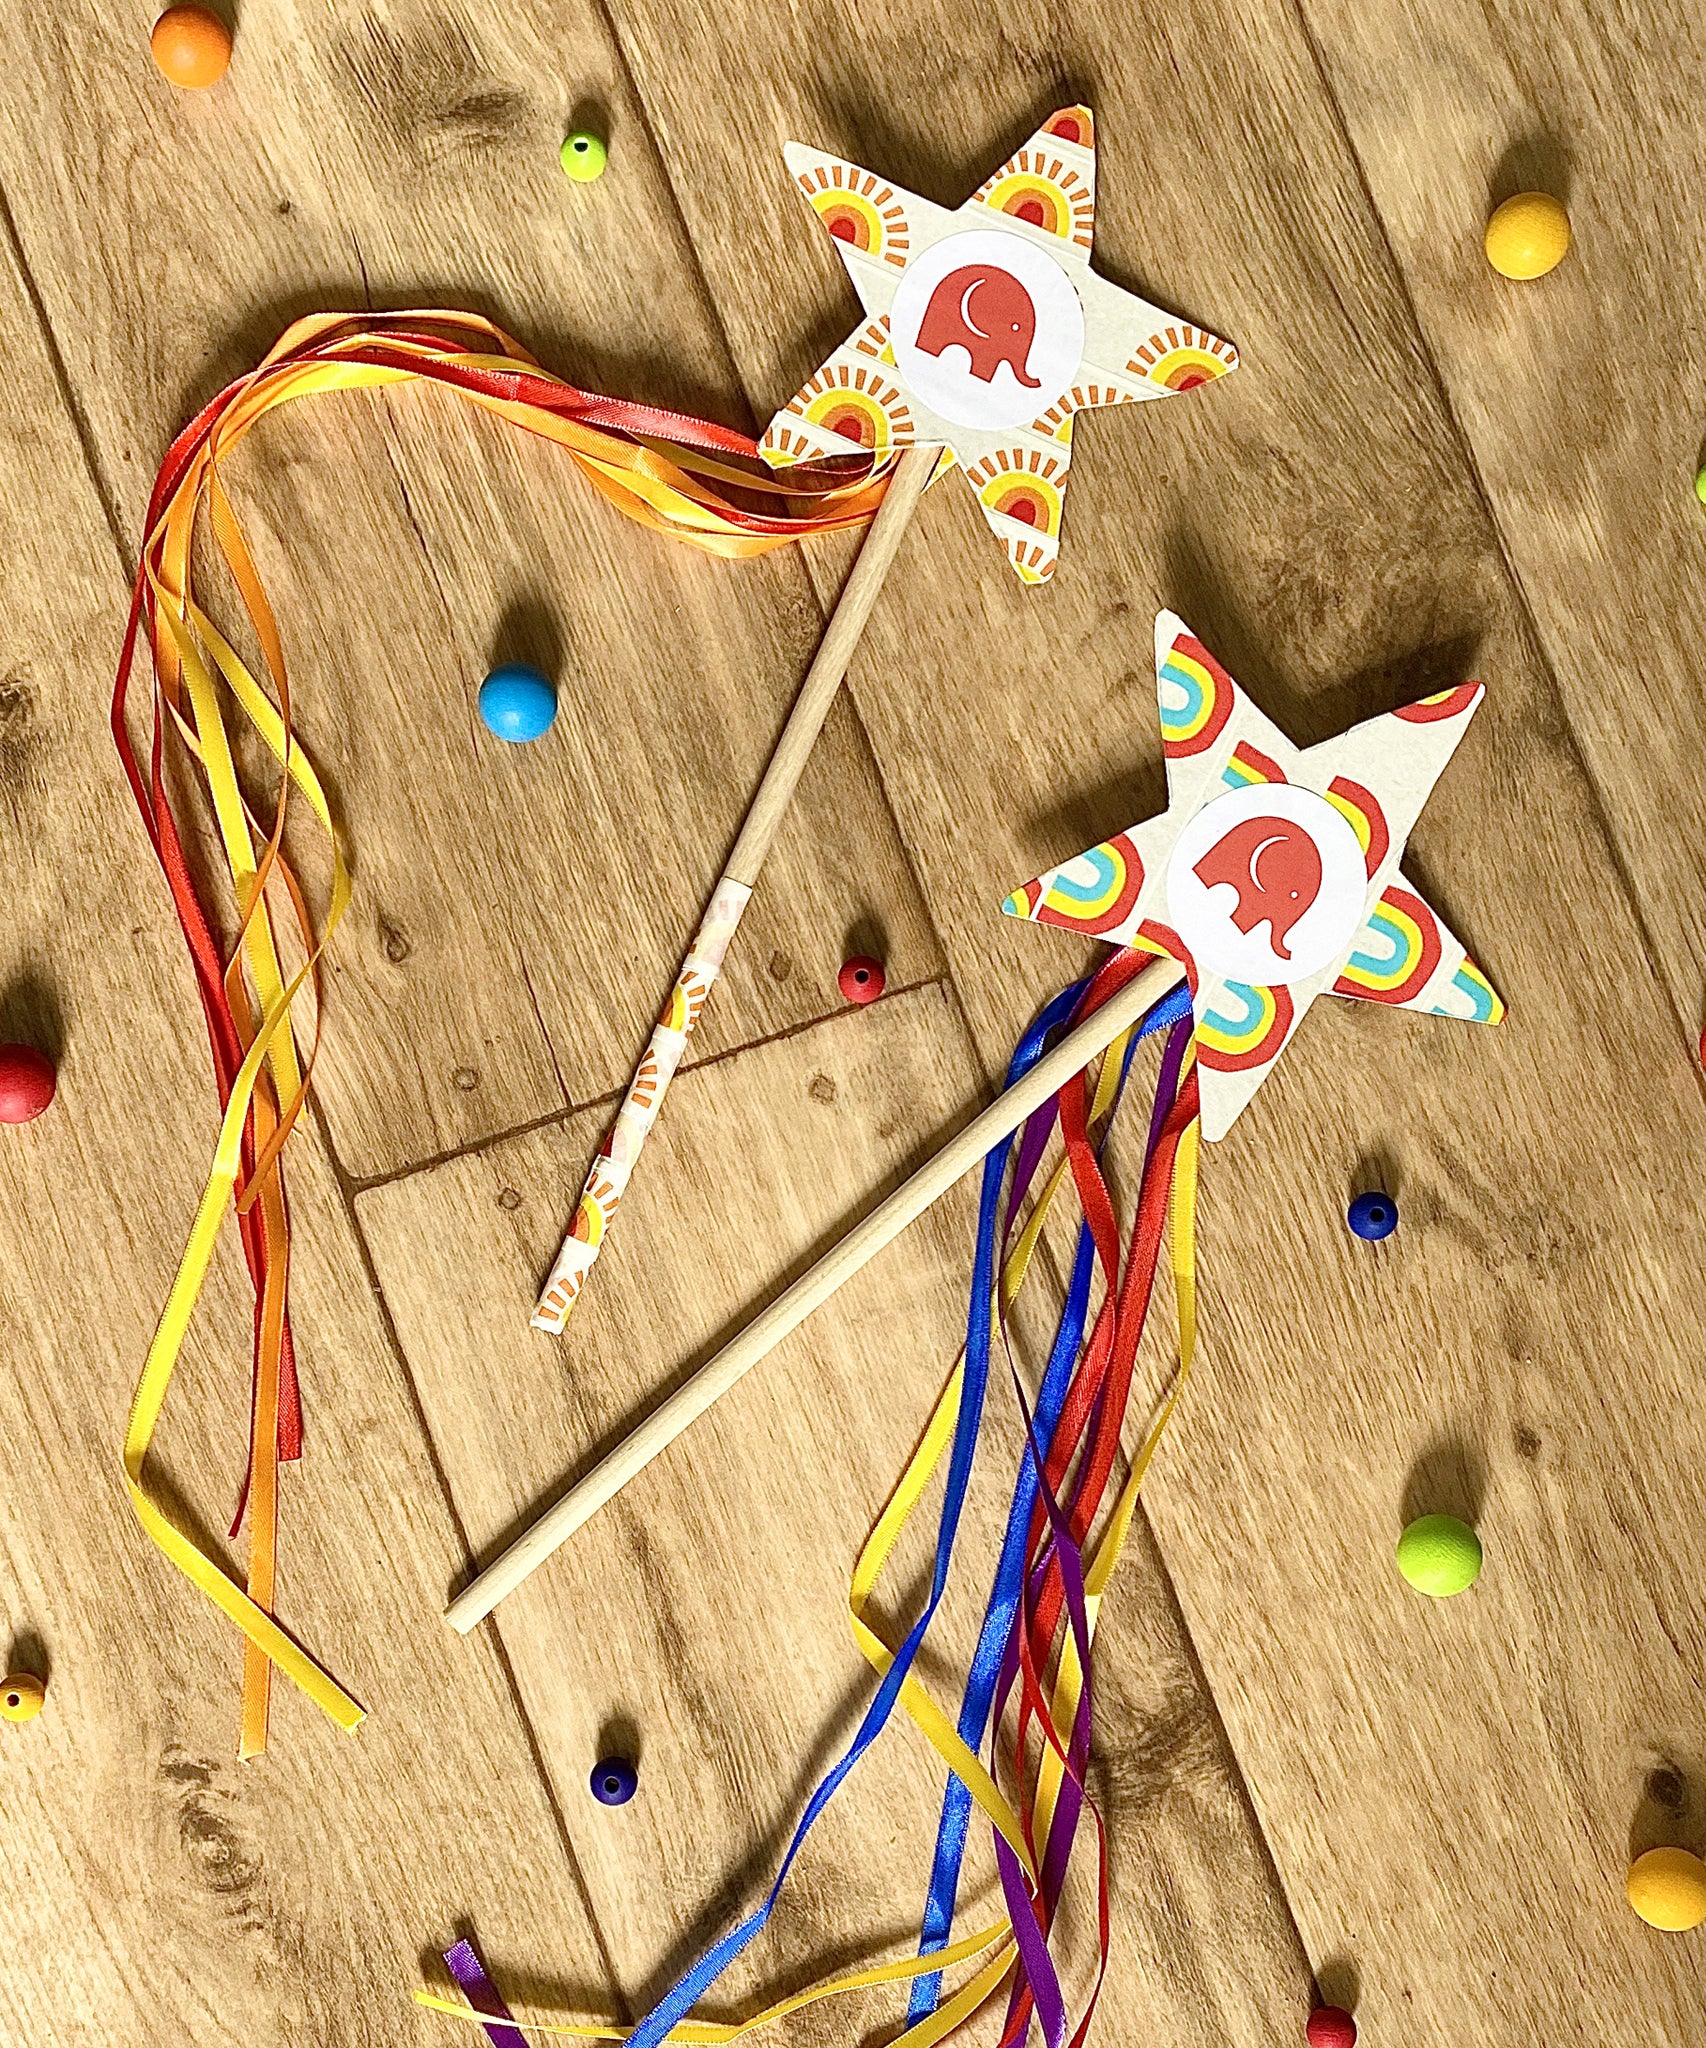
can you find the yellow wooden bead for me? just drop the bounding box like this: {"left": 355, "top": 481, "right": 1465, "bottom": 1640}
{"left": 1484, "top": 192, "right": 1571, "bottom": 279}
{"left": 0, "top": 1673, "right": 45, "bottom": 1723}
{"left": 1628, "top": 1846, "right": 1706, "bottom": 1930}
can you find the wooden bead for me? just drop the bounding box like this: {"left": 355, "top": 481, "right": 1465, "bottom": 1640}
{"left": 1628, "top": 1846, "right": 1706, "bottom": 1930}
{"left": 560, "top": 133, "right": 608, "bottom": 183}
{"left": 0, "top": 1044, "right": 56, "bottom": 1123}
{"left": 1, "top": 1673, "right": 45, "bottom": 1723}
{"left": 837, "top": 956, "right": 885, "bottom": 1004}
{"left": 1305, "top": 2009, "right": 1356, "bottom": 2048}
{"left": 1484, "top": 192, "right": 1570, "bottom": 279}
{"left": 150, "top": 5, "right": 232, "bottom": 89}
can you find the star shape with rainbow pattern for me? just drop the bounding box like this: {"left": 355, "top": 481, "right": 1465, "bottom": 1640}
{"left": 760, "top": 106, "right": 1238, "bottom": 584}
{"left": 1004, "top": 612, "right": 1505, "bottom": 1139}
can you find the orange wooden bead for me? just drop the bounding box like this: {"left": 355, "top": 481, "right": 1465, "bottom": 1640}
{"left": 151, "top": 5, "right": 232, "bottom": 89}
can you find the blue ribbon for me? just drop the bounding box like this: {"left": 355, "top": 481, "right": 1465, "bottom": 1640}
{"left": 907, "top": 973, "right": 1191, "bottom": 2020}
{"left": 625, "top": 977, "right": 1095, "bottom": 2048}
{"left": 625, "top": 969, "right": 1190, "bottom": 2048}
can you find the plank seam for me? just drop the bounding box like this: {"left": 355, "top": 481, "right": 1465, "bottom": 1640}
{"left": 578, "top": 0, "right": 762, "bottom": 439}
{"left": 310, "top": 1088, "right": 635, "bottom": 2021}
{"left": 345, "top": 972, "right": 953, "bottom": 1194}
{"left": 518, "top": 942, "right": 574, "bottom": 1111}
{"left": 1285, "top": 0, "right": 1704, "bottom": 1084}
{"left": 0, "top": 176, "right": 132, "bottom": 574}
{"left": 582, "top": 0, "right": 967, "bottom": 1022}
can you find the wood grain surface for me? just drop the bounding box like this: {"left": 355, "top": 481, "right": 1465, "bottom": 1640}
{"left": 0, "top": 213, "right": 613, "bottom": 2045}
{"left": 0, "top": 0, "right": 943, "bottom": 1180}
{"left": 359, "top": 990, "right": 1305, "bottom": 2044}
{"left": 0, "top": 0, "right": 1702, "bottom": 2044}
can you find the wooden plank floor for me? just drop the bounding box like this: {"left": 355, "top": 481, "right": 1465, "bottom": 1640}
{"left": 1, "top": 2, "right": 1702, "bottom": 2043}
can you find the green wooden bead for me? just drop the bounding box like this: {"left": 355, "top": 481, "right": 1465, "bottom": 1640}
{"left": 560, "top": 132, "right": 608, "bottom": 183}
{"left": 1396, "top": 1513, "right": 1482, "bottom": 1597}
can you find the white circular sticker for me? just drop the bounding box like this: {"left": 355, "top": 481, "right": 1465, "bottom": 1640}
{"left": 1165, "top": 782, "right": 1369, "bottom": 987}
{"left": 889, "top": 229, "right": 1084, "bottom": 430}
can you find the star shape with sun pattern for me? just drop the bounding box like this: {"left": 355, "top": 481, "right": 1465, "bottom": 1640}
{"left": 1004, "top": 612, "right": 1505, "bottom": 1139}
{"left": 760, "top": 106, "right": 1238, "bottom": 584}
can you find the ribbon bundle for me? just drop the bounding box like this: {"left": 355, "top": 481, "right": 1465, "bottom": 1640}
{"left": 119, "top": 304, "right": 1207, "bottom": 2035}
{"left": 115, "top": 311, "right": 889, "bottom": 1758}
{"left": 420, "top": 954, "right": 1203, "bottom": 2045}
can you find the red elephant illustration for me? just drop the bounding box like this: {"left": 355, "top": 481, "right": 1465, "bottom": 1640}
{"left": 914, "top": 264, "right": 1041, "bottom": 386}
{"left": 1193, "top": 816, "right": 1322, "bottom": 961}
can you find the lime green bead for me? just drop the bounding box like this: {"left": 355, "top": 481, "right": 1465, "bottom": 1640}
{"left": 1396, "top": 1513, "right": 1483, "bottom": 1598}
{"left": 1694, "top": 465, "right": 1706, "bottom": 508}
{"left": 560, "top": 132, "right": 607, "bottom": 183}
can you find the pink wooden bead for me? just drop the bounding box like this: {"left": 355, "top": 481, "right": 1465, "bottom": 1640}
{"left": 0, "top": 1044, "right": 56, "bottom": 1124}
{"left": 837, "top": 956, "right": 885, "bottom": 1005}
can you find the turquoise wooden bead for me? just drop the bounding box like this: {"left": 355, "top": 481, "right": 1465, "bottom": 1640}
{"left": 478, "top": 664, "right": 557, "bottom": 743}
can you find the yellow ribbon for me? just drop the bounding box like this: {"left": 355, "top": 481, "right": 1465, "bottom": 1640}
{"left": 412, "top": 1917, "right": 1012, "bottom": 2041}
{"left": 417, "top": 1027, "right": 1201, "bottom": 2043}
{"left": 122, "top": 310, "right": 890, "bottom": 1754}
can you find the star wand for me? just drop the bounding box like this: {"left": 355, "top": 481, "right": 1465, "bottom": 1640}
{"left": 531, "top": 105, "right": 1238, "bottom": 1331}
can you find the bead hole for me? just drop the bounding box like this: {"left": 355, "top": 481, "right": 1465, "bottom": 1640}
{"left": 5, "top": 1694, "right": 17, "bottom": 1708}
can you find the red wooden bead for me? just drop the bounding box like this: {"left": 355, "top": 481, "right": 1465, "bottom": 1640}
{"left": 0, "top": 1044, "right": 55, "bottom": 1124}
{"left": 837, "top": 956, "right": 885, "bottom": 1005}
{"left": 1306, "top": 2008, "right": 1356, "bottom": 2048}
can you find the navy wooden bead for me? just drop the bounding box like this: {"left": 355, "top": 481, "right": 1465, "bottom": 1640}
{"left": 590, "top": 1755, "right": 638, "bottom": 1805}
{"left": 1347, "top": 1191, "right": 1398, "bottom": 1241}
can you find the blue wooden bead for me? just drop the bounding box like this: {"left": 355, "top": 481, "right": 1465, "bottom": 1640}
{"left": 590, "top": 1755, "right": 638, "bottom": 1805}
{"left": 1347, "top": 1191, "right": 1398, "bottom": 1240}
{"left": 478, "top": 663, "right": 557, "bottom": 743}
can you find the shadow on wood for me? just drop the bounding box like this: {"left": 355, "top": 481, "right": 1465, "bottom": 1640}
{"left": 1490, "top": 134, "right": 1573, "bottom": 210}
{"left": 1162, "top": 522, "right": 1485, "bottom": 746}
{"left": 490, "top": 593, "right": 570, "bottom": 689}
{"left": 1314, "top": 1954, "right": 1359, "bottom": 2013}
{"left": 1629, "top": 1762, "right": 1704, "bottom": 1864}
{"left": 0, "top": 970, "right": 63, "bottom": 1064}
{"left": 1400, "top": 1434, "right": 1486, "bottom": 1531}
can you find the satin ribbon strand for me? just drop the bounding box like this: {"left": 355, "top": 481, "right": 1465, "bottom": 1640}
{"left": 416, "top": 1921, "right": 1016, "bottom": 2044}
{"left": 121, "top": 953, "right": 363, "bottom": 1732}
{"left": 906, "top": 1009, "right": 1146, "bottom": 2019}
{"left": 993, "top": 1045, "right": 1201, "bottom": 2048}
{"left": 412, "top": 968, "right": 1200, "bottom": 2048}
{"left": 145, "top": 479, "right": 331, "bottom": 1752}
{"left": 618, "top": 978, "right": 1128, "bottom": 2047}
{"left": 140, "top": 571, "right": 299, "bottom": 1752}
{"left": 854, "top": 974, "right": 1193, "bottom": 2042}
{"left": 113, "top": 530, "right": 307, "bottom": 1490}
{"left": 917, "top": 978, "right": 1171, "bottom": 1998}
{"left": 119, "top": 310, "right": 901, "bottom": 1751}
{"left": 898, "top": 974, "right": 1193, "bottom": 2041}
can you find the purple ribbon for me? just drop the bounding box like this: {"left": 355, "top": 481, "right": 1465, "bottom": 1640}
{"left": 443, "top": 1939, "right": 530, "bottom": 2048}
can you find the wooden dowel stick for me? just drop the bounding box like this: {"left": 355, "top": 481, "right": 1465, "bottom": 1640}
{"left": 725, "top": 441, "right": 939, "bottom": 886}
{"left": 532, "top": 441, "right": 938, "bottom": 1333}
{"left": 453, "top": 955, "right": 1186, "bottom": 1630}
